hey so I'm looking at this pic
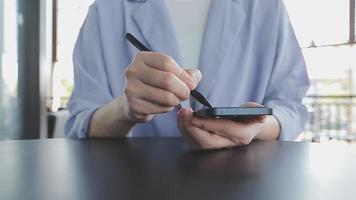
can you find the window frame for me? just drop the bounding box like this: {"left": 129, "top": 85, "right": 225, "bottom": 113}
{"left": 350, "top": 0, "right": 355, "bottom": 44}
{"left": 0, "top": 0, "right": 3, "bottom": 78}
{"left": 15, "top": 0, "right": 51, "bottom": 139}
{"left": 302, "top": 0, "right": 356, "bottom": 49}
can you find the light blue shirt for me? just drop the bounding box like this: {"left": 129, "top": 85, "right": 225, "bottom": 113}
{"left": 65, "top": 0, "right": 310, "bottom": 140}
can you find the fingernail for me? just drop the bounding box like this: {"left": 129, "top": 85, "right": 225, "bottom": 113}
{"left": 177, "top": 111, "right": 183, "bottom": 120}
{"left": 194, "top": 70, "right": 202, "bottom": 84}
{"left": 181, "top": 110, "right": 189, "bottom": 122}
{"left": 178, "top": 109, "right": 187, "bottom": 120}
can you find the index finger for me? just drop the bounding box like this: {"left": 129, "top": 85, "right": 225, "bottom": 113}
{"left": 139, "top": 52, "right": 197, "bottom": 90}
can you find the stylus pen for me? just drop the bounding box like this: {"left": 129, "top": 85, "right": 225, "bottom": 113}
{"left": 125, "top": 33, "right": 213, "bottom": 108}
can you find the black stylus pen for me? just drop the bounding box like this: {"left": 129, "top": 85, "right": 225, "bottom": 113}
{"left": 125, "top": 33, "right": 213, "bottom": 108}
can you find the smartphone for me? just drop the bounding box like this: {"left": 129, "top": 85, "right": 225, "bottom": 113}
{"left": 193, "top": 107, "right": 273, "bottom": 120}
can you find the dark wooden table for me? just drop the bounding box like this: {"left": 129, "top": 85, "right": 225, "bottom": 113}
{"left": 1, "top": 138, "right": 356, "bottom": 200}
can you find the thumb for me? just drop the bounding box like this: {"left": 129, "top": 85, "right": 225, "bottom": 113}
{"left": 239, "top": 102, "right": 266, "bottom": 123}
{"left": 240, "top": 102, "right": 264, "bottom": 108}
{"left": 185, "top": 69, "right": 202, "bottom": 86}
{"left": 178, "top": 107, "right": 194, "bottom": 125}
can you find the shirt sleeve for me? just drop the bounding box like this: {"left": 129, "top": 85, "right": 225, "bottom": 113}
{"left": 262, "top": 1, "right": 310, "bottom": 141}
{"left": 65, "top": 3, "right": 113, "bottom": 138}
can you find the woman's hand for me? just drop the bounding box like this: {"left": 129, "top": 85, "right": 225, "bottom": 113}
{"left": 89, "top": 52, "right": 201, "bottom": 137}
{"left": 177, "top": 102, "right": 280, "bottom": 150}
{"left": 123, "top": 52, "right": 202, "bottom": 124}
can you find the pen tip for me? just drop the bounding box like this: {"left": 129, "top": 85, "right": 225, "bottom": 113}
{"left": 125, "top": 33, "right": 131, "bottom": 39}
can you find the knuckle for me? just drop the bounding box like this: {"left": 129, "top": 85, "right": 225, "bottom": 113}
{"left": 124, "top": 90, "right": 130, "bottom": 98}
{"left": 164, "top": 93, "right": 179, "bottom": 106}
{"left": 129, "top": 98, "right": 141, "bottom": 112}
{"left": 161, "top": 56, "right": 175, "bottom": 70}
{"left": 161, "top": 73, "right": 174, "bottom": 88}
{"left": 124, "top": 86, "right": 131, "bottom": 96}
{"left": 135, "top": 51, "right": 145, "bottom": 60}
{"left": 124, "top": 67, "right": 137, "bottom": 79}
{"left": 124, "top": 68, "right": 131, "bottom": 77}
{"left": 124, "top": 84, "right": 135, "bottom": 97}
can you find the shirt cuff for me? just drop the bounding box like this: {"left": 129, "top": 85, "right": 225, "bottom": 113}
{"left": 65, "top": 106, "right": 101, "bottom": 138}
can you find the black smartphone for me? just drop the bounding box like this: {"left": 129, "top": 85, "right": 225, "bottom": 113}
{"left": 193, "top": 107, "right": 273, "bottom": 120}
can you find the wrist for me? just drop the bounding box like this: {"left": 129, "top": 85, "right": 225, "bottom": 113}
{"left": 254, "top": 115, "right": 280, "bottom": 140}
{"left": 252, "top": 121, "right": 265, "bottom": 140}
{"left": 88, "top": 95, "right": 136, "bottom": 138}
{"left": 116, "top": 95, "right": 137, "bottom": 128}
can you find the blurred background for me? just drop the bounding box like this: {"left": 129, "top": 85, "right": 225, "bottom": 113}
{"left": 1, "top": 0, "right": 356, "bottom": 143}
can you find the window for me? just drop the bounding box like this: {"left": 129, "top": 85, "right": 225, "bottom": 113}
{"left": 284, "top": 0, "right": 356, "bottom": 142}
{"left": 51, "top": 0, "right": 95, "bottom": 111}
{"left": 1, "top": 0, "right": 49, "bottom": 139}
{"left": 0, "top": 0, "right": 22, "bottom": 139}
{"left": 284, "top": 0, "right": 352, "bottom": 47}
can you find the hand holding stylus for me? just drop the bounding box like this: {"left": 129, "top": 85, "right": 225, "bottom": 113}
{"left": 123, "top": 51, "right": 202, "bottom": 123}
{"left": 123, "top": 33, "right": 203, "bottom": 123}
